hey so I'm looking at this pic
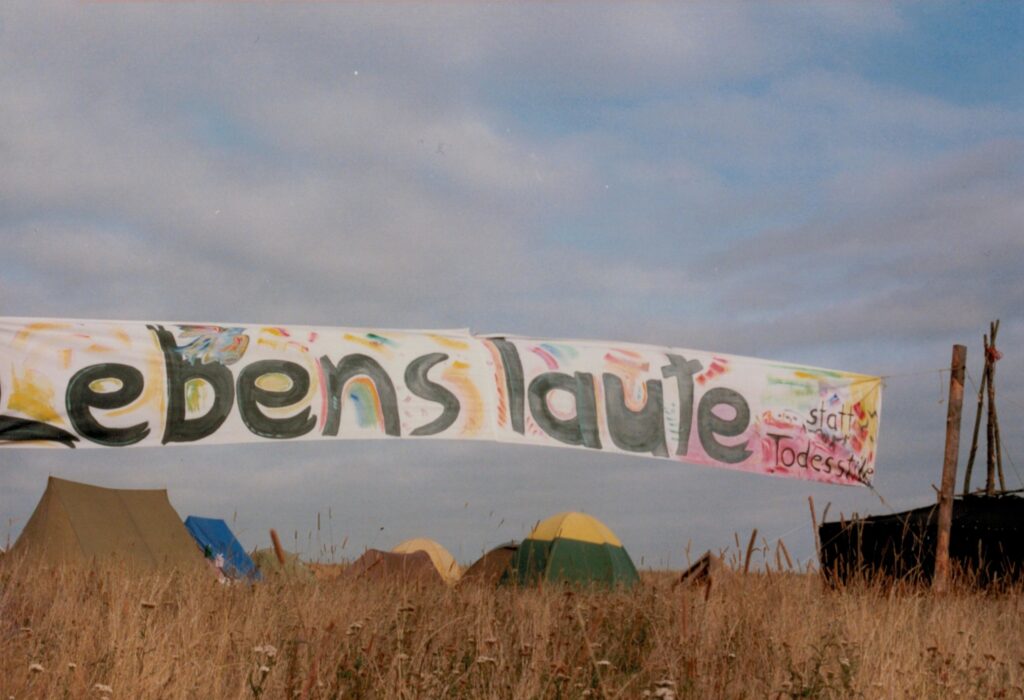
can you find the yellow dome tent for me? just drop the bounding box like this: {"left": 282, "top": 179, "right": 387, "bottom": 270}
{"left": 512, "top": 512, "right": 639, "bottom": 588}
{"left": 392, "top": 538, "right": 461, "bottom": 584}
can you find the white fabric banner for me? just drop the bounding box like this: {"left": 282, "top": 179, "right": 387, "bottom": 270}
{"left": 0, "top": 318, "right": 881, "bottom": 486}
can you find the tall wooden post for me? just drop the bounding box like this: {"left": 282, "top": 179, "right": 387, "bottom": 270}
{"left": 933, "top": 344, "right": 966, "bottom": 594}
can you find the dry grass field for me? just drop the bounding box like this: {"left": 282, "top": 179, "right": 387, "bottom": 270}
{"left": 2, "top": 558, "right": 1024, "bottom": 699}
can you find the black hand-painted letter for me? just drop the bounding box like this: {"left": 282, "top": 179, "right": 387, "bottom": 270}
{"left": 602, "top": 373, "right": 668, "bottom": 457}
{"left": 697, "top": 387, "right": 752, "bottom": 464}
{"left": 0, "top": 383, "right": 79, "bottom": 447}
{"left": 489, "top": 339, "right": 526, "bottom": 435}
{"left": 151, "top": 325, "right": 235, "bottom": 444}
{"left": 66, "top": 363, "right": 150, "bottom": 446}
{"left": 528, "top": 372, "right": 601, "bottom": 448}
{"left": 661, "top": 353, "right": 702, "bottom": 455}
{"left": 319, "top": 354, "right": 400, "bottom": 437}
{"left": 404, "top": 353, "right": 460, "bottom": 436}
{"left": 236, "top": 360, "right": 316, "bottom": 439}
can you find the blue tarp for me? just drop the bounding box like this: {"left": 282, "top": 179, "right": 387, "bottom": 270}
{"left": 184, "top": 516, "right": 260, "bottom": 580}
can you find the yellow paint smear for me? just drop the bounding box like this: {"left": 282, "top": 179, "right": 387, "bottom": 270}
{"left": 8, "top": 368, "right": 63, "bottom": 424}
{"left": 107, "top": 341, "right": 165, "bottom": 420}
{"left": 344, "top": 333, "right": 388, "bottom": 353}
{"left": 255, "top": 373, "right": 293, "bottom": 392}
{"left": 185, "top": 378, "right": 207, "bottom": 415}
{"left": 442, "top": 362, "right": 484, "bottom": 436}
{"left": 429, "top": 334, "right": 470, "bottom": 350}
{"left": 14, "top": 322, "right": 71, "bottom": 346}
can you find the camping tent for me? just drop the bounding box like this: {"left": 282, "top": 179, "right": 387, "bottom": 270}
{"left": 7, "top": 476, "right": 203, "bottom": 571}
{"left": 461, "top": 542, "right": 518, "bottom": 586}
{"left": 512, "top": 512, "right": 639, "bottom": 588}
{"left": 345, "top": 548, "right": 442, "bottom": 584}
{"left": 392, "top": 538, "right": 461, "bottom": 584}
{"left": 184, "top": 516, "right": 260, "bottom": 580}
{"left": 251, "top": 548, "right": 314, "bottom": 581}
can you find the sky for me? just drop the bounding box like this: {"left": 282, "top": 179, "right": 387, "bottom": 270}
{"left": 1, "top": 2, "right": 1022, "bottom": 569}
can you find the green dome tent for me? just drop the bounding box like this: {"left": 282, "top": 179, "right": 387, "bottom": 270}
{"left": 251, "top": 548, "right": 314, "bottom": 581}
{"left": 512, "top": 512, "right": 639, "bottom": 588}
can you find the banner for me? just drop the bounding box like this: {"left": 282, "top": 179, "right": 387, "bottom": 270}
{"left": 0, "top": 318, "right": 881, "bottom": 486}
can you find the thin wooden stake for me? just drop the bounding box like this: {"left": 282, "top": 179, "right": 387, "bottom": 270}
{"left": 778, "top": 538, "right": 794, "bottom": 571}
{"left": 986, "top": 331, "right": 997, "bottom": 495}
{"left": 270, "top": 528, "right": 287, "bottom": 565}
{"left": 962, "top": 339, "right": 989, "bottom": 494}
{"left": 989, "top": 320, "right": 1005, "bottom": 492}
{"left": 808, "top": 496, "right": 821, "bottom": 567}
{"left": 934, "top": 344, "right": 966, "bottom": 594}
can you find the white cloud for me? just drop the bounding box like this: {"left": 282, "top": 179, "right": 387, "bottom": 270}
{"left": 0, "top": 1, "right": 1021, "bottom": 563}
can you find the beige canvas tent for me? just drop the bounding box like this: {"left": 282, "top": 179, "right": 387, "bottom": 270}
{"left": 8, "top": 476, "right": 204, "bottom": 571}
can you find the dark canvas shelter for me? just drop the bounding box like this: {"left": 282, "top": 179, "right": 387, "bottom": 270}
{"left": 184, "top": 516, "right": 260, "bottom": 580}
{"left": 819, "top": 494, "right": 1024, "bottom": 585}
{"left": 461, "top": 542, "right": 517, "bottom": 586}
{"left": 344, "top": 549, "right": 442, "bottom": 584}
{"left": 8, "top": 476, "right": 204, "bottom": 571}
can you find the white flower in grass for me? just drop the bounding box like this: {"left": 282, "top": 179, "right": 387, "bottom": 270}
{"left": 253, "top": 644, "right": 278, "bottom": 658}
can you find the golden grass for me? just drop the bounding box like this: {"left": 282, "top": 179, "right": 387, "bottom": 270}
{"left": 2, "top": 559, "right": 1024, "bottom": 699}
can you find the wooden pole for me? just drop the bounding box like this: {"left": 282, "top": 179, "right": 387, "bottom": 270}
{"left": 808, "top": 496, "right": 821, "bottom": 568}
{"left": 985, "top": 331, "right": 997, "bottom": 495}
{"left": 988, "top": 320, "right": 1005, "bottom": 492}
{"left": 933, "top": 344, "right": 966, "bottom": 594}
{"left": 962, "top": 340, "right": 988, "bottom": 494}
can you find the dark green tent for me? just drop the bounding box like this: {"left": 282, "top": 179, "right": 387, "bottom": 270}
{"left": 512, "top": 512, "right": 638, "bottom": 588}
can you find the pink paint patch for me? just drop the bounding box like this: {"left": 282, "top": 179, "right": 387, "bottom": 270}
{"left": 531, "top": 346, "right": 559, "bottom": 370}
{"left": 603, "top": 352, "right": 650, "bottom": 372}
{"left": 761, "top": 411, "right": 799, "bottom": 430}
{"left": 316, "top": 360, "right": 328, "bottom": 432}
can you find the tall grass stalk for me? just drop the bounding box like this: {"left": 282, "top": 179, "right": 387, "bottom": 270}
{"left": 2, "top": 558, "right": 1023, "bottom": 698}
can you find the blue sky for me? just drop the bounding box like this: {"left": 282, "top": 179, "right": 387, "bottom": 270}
{"left": 1, "top": 2, "right": 1022, "bottom": 568}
